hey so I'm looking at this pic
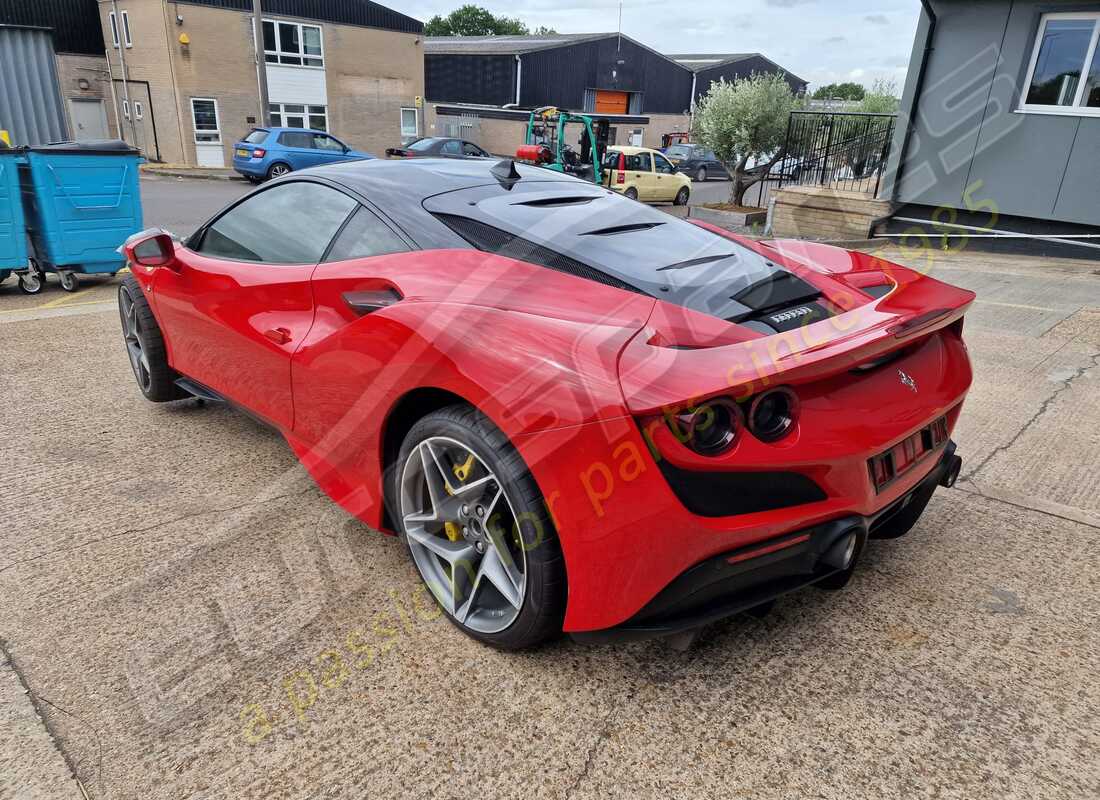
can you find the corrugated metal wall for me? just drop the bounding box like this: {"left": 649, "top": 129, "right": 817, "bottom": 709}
{"left": 0, "top": 27, "right": 68, "bottom": 145}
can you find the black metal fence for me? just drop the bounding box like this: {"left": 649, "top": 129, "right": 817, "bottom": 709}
{"left": 775, "top": 111, "right": 897, "bottom": 195}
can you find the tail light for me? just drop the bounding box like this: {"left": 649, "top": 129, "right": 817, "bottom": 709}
{"left": 616, "top": 152, "right": 625, "bottom": 184}
{"left": 667, "top": 398, "right": 743, "bottom": 456}
{"left": 252, "top": 148, "right": 265, "bottom": 158}
{"left": 748, "top": 387, "right": 799, "bottom": 443}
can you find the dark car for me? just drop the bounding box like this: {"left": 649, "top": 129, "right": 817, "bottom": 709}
{"left": 386, "top": 137, "right": 491, "bottom": 159}
{"left": 664, "top": 144, "right": 729, "bottom": 182}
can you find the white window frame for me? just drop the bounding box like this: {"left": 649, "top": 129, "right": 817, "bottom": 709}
{"left": 109, "top": 10, "right": 132, "bottom": 48}
{"left": 134, "top": 100, "right": 143, "bottom": 120}
{"left": 269, "top": 103, "right": 328, "bottom": 131}
{"left": 400, "top": 107, "right": 418, "bottom": 143}
{"left": 1018, "top": 11, "right": 1100, "bottom": 117}
{"left": 262, "top": 18, "right": 324, "bottom": 68}
{"left": 190, "top": 97, "right": 221, "bottom": 144}
{"left": 122, "top": 99, "right": 130, "bottom": 119}
{"left": 108, "top": 11, "right": 119, "bottom": 48}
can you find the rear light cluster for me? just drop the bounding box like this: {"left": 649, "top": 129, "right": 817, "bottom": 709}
{"left": 616, "top": 152, "right": 625, "bottom": 184}
{"left": 660, "top": 387, "right": 800, "bottom": 457}
{"left": 252, "top": 148, "right": 266, "bottom": 158}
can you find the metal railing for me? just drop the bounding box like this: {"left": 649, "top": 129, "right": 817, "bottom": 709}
{"left": 775, "top": 111, "right": 897, "bottom": 196}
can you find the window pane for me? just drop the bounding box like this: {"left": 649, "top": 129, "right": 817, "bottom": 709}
{"left": 325, "top": 208, "right": 409, "bottom": 262}
{"left": 262, "top": 20, "right": 276, "bottom": 51}
{"left": 441, "top": 140, "right": 461, "bottom": 154}
{"left": 640, "top": 153, "right": 652, "bottom": 171}
{"left": 302, "top": 26, "right": 322, "bottom": 56}
{"left": 244, "top": 129, "right": 268, "bottom": 144}
{"left": 192, "top": 100, "right": 217, "bottom": 130}
{"left": 1083, "top": 41, "right": 1100, "bottom": 106}
{"left": 286, "top": 115, "right": 306, "bottom": 128}
{"left": 308, "top": 105, "right": 326, "bottom": 114}
{"left": 280, "top": 54, "right": 302, "bottom": 66}
{"left": 312, "top": 134, "right": 343, "bottom": 151}
{"left": 265, "top": 53, "right": 278, "bottom": 63}
{"left": 1026, "top": 18, "right": 1096, "bottom": 106}
{"left": 309, "top": 115, "right": 327, "bottom": 131}
{"left": 303, "top": 57, "right": 322, "bottom": 67}
{"left": 109, "top": 13, "right": 119, "bottom": 46}
{"left": 284, "top": 104, "right": 305, "bottom": 113}
{"left": 279, "top": 23, "right": 300, "bottom": 53}
{"left": 200, "top": 183, "right": 356, "bottom": 263}
{"left": 279, "top": 131, "right": 311, "bottom": 147}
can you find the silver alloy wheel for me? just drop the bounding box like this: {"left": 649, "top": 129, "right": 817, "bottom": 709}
{"left": 400, "top": 436, "right": 527, "bottom": 634}
{"left": 119, "top": 287, "right": 151, "bottom": 392}
{"left": 269, "top": 163, "right": 290, "bottom": 178}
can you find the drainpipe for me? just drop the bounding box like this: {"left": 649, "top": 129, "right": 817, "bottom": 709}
{"left": 890, "top": 0, "right": 937, "bottom": 203}
{"left": 109, "top": 0, "right": 138, "bottom": 145}
{"left": 104, "top": 49, "right": 122, "bottom": 137}
{"left": 689, "top": 71, "right": 697, "bottom": 114}
{"left": 515, "top": 55, "right": 522, "bottom": 106}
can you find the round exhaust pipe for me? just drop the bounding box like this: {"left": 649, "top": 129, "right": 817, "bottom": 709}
{"left": 940, "top": 454, "right": 962, "bottom": 488}
{"left": 822, "top": 529, "right": 860, "bottom": 571}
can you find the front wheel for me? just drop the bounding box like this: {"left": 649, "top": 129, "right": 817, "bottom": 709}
{"left": 695, "top": 167, "right": 707, "bottom": 182}
{"left": 118, "top": 276, "right": 187, "bottom": 402}
{"left": 674, "top": 187, "right": 690, "bottom": 206}
{"left": 393, "top": 405, "right": 566, "bottom": 649}
{"left": 623, "top": 186, "right": 639, "bottom": 201}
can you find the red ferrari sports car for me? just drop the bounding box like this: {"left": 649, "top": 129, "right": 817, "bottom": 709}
{"left": 118, "top": 157, "right": 973, "bottom": 648}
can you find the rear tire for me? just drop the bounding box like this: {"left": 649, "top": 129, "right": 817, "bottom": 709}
{"left": 118, "top": 276, "right": 187, "bottom": 403}
{"left": 674, "top": 187, "right": 690, "bottom": 206}
{"left": 392, "top": 404, "right": 566, "bottom": 650}
{"left": 695, "top": 167, "right": 707, "bottom": 182}
{"left": 267, "top": 162, "right": 291, "bottom": 180}
{"left": 624, "top": 187, "right": 639, "bottom": 201}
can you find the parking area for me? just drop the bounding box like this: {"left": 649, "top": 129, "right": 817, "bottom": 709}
{"left": 1, "top": 177, "right": 1099, "bottom": 800}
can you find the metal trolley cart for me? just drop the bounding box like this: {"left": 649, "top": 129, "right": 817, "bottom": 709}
{"left": 20, "top": 140, "right": 143, "bottom": 292}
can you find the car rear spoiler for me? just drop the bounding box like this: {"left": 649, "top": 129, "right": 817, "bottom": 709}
{"left": 617, "top": 277, "right": 974, "bottom": 415}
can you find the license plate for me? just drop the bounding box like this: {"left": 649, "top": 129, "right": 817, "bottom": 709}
{"left": 868, "top": 416, "right": 948, "bottom": 492}
{"left": 235, "top": 148, "right": 249, "bottom": 158}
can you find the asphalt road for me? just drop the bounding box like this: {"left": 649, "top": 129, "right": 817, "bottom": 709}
{"left": 2, "top": 177, "right": 1099, "bottom": 799}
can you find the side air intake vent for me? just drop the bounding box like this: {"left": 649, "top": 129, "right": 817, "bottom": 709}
{"left": 433, "top": 213, "right": 642, "bottom": 293}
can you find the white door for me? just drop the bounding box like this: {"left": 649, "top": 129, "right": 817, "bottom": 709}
{"left": 191, "top": 98, "right": 225, "bottom": 168}
{"left": 629, "top": 128, "right": 644, "bottom": 147}
{"left": 69, "top": 99, "right": 109, "bottom": 140}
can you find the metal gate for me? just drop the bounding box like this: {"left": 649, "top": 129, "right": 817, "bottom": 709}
{"left": 435, "top": 112, "right": 481, "bottom": 144}
{"left": 0, "top": 26, "right": 68, "bottom": 145}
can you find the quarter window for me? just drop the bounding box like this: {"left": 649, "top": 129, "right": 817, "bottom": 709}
{"left": 197, "top": 183, "right": 357, "bottom": 264}
{"left": 325, "top": 207, "right": 409, "bottom": 262}
{"left": 624, "top": 153, "right": 652, "bottom": 172}
{"left": 262, "top": 19, "right": 323, "bottom": 67}
{"left": 1022, "top": 12, "right": 1100, "bottom": 113}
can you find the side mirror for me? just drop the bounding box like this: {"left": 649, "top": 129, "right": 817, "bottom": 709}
{"left": 122, "top": 228, "right": 176, "bottom": 269}
{"left": 343, "top": 145, "right": 351, "bottom": 153}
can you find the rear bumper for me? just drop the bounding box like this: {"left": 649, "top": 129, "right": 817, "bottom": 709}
{"left": 232, "top": 160, "right": 266, "bottom": 177}
{"left": 571, "top": 442, "right": 958, "bottom": 643}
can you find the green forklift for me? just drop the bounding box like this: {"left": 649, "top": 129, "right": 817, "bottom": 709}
{"left": 515, "top": 106, "right": 611, "bottom": 184}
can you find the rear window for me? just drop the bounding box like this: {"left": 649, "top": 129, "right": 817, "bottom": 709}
{"left": 422, "top": 181, "right": 790, "bottom": 320}
{"left": 243, "top": 129, "right": 268, "bottom": 144}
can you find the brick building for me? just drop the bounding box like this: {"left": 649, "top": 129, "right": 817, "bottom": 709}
{"left": 99, "top": 0, "right": 424, "bottom": 166}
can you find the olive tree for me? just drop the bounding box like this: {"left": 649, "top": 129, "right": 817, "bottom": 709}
{"left": 692, "top": 73, "right": 800, "bottom": 207}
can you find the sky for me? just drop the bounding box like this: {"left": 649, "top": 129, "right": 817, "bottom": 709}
{"left": 402, "top": 0, "right": 922, "bottom": 92}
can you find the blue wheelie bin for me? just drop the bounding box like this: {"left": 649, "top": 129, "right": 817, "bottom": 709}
{"left": 0, "top": 145, "right": 42, "bottom": 294}
{"left": 20, "top": 140, "right": 143, "bottom": 292}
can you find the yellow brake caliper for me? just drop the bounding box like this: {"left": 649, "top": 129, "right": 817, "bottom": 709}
{"left": 443, "top": 454, "right": 476, "bottom": 542}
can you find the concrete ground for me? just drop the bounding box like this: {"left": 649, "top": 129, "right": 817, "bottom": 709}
{"left": 0, "top": 177, "right": 1098, "bottom": 800}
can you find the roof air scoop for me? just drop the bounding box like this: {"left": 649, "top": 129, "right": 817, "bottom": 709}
{"left": 490, "top": 159, "right": 522, "bottom": 189}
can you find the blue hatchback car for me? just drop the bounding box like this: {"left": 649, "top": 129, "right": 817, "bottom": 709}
{"left": 231, "top": 127, "right": 374, "bottom": 181}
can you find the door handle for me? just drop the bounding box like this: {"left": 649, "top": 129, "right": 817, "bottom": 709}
{"left": 264, "top": 327, "right": 291, "bottom": 345}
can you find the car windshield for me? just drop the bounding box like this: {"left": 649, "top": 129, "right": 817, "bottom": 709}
{"left": 243, "top": 129, "right": 268, "bottom": 144}
{"left": 407, "top": 138, "right": 438, "bottom": 152}
{"left": 665, "top": 145, "right": 694, "bottom": 158}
